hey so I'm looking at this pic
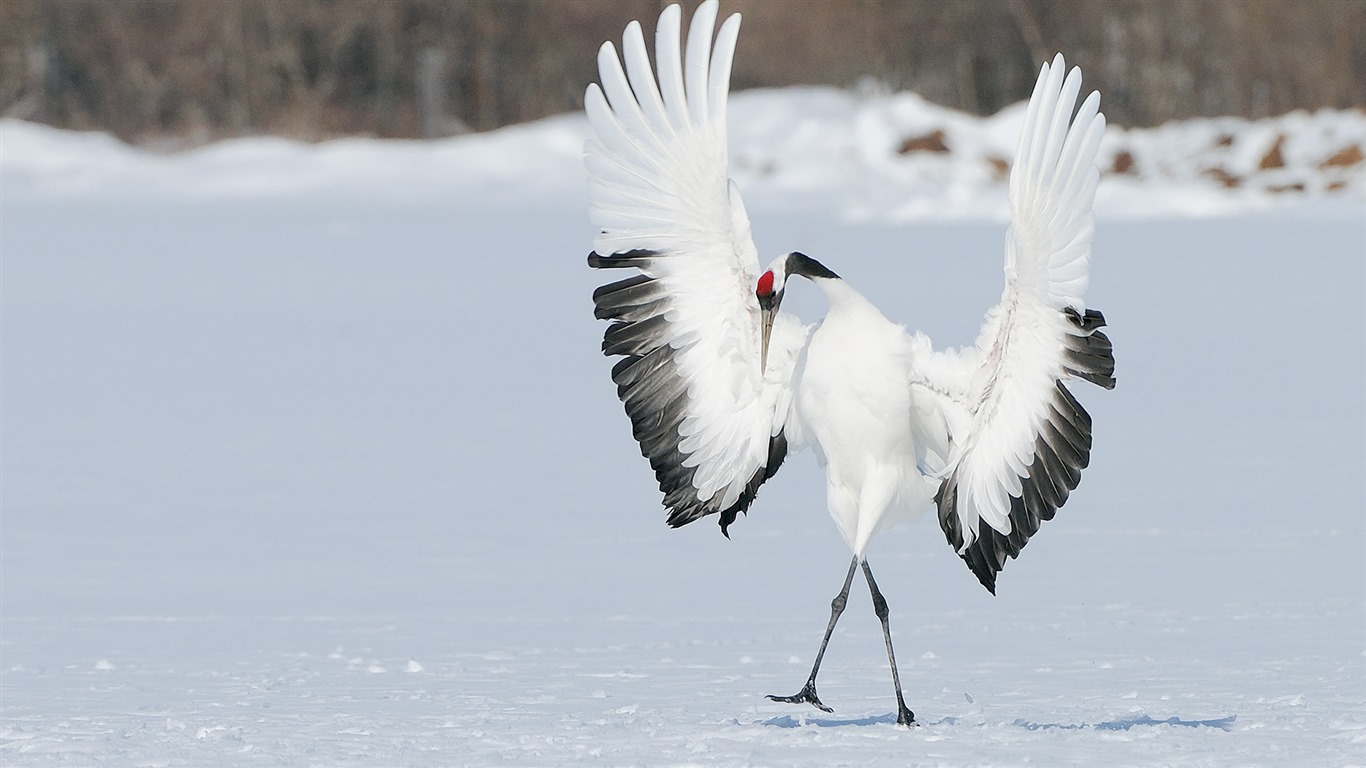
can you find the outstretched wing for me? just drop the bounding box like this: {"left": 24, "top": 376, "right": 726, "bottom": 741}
{"left": 586, "top": 1, "right": 798, "bottom": 534}
{"left": 919, "top": 55, "right": 1116, "bottom": 593}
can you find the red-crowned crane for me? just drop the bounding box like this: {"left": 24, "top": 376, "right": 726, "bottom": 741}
{"left": 586, "top": 1, "right": 1115, "bottom": 726}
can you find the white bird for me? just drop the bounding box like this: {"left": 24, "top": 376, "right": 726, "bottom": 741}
{"left": 586, "top": 1, "right": 1114, "bottom": 727}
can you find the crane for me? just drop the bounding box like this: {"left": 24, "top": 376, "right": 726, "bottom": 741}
{"left": 585, "top": 1, "right": 1115, "bottom": 727}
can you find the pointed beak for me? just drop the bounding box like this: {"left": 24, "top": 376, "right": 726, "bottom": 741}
{"left": 760, "top": 305, "right": 774, "bottom": 371}
{"left": 758, "top": 290, "right": 780, "bottom": 371}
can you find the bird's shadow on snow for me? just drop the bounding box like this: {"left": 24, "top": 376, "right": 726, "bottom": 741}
{"left": 761, "top": 713, "right": 911, "bottom": 728}
{"left": 760, "top": 713, "right": 1237, "bottom": 731}
{"left": 1014, "top": 714, "right": 1238, "bottom": 731}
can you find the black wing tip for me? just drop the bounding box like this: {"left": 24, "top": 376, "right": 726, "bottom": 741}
{"left": 663, "top": 430, "right": 788, "bottom": 539}
{"left": 714, "top": 431, "right": 789, "bottom": 537}
{"left": 589, "top": 248, "right": 658, "bottom": 269}
{"left": 962, "top": 535, "right": 1002, "bottom": 595}
{"left": 1064, "top": 306, "right": 1117, "bottom": 390}
{"left": 974, "top": 565, "right": 999, "bottom": 595}
{"left": 939, "top": 381, "right": 1100, "bottom": 594}
{"left": 659, "top": 487, "right": 747, "bottom": 539}
{"left": 592, "top": 272, "right": 651, "bottom": 302}
{"left": 1063, "top": 306, "right": 1107, "bottom": 331}
{"left": 718, "top": 508, "right": 740, "bottom": 538}
{"left": 937, "top": 477, "right": 997, "bottom": 593}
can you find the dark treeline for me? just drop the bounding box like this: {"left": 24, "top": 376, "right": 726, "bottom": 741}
{"left": 2, "top": 0, "right": 1362, "bottom": 144}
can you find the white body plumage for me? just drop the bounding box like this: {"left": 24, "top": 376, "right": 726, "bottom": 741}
{"left": 586, "top": 0, "right": 1114, "bottom": 593}
{"left": 794, "top": 281, "right": 939, "bottom": 556}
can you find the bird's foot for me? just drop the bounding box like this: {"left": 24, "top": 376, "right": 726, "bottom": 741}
{"left": 766, "top": 681, "right": 833, "bottom": 713}
{"left": 896, "top": 702, "right": 917, "bottom": 727}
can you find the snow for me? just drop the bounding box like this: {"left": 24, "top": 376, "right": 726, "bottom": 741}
{"left": 2, "top": 88, "right": 1364, "bottom": 766}
{"left": 3, "top": 89, "right": 1362, "bottom": 217}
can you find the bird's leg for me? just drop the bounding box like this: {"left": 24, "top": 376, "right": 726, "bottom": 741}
{"left": 861, "top": 559, "right": 916, "bottom": 726}
{"left": 766, "top": 556, "right": 858, "bottom": 713}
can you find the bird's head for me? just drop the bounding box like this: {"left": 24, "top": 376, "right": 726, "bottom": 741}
{"left": 756, "top": 256, "right": 789, "bottom": 371}
{"left": 756, "top": 252, "right": 838, "bottom": 369}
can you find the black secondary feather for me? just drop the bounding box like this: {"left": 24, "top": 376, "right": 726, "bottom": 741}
{"left": 937, "top": 306, "right": 1115, "bottom": 594}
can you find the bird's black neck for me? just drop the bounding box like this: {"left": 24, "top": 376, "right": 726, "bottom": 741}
{"left": 788, "top": 251, "right": 840, "bottom": 281}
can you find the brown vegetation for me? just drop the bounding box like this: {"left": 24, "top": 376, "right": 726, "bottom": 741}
{"left": 898, "top": 129, "right": 949, "bottom": 154}
{"left": 1204, "top": 167, "right": 1242, "bottom": 188}
{"left": 1110, "top": 150, "right": 1136, "bottom": 175}
{"left": 2, "top": 0, "right": 1364, "bottom": 144}
{"left": 1320, "top": 144, "right": 1364, "bottom": 168}
{"left": 1259, "top": 135, "right": 1287, "bottom": 170}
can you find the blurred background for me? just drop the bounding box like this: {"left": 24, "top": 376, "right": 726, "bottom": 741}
{"left": 2, "top": 0, "right": 1363, "bottom": 145}
{"left": 3, "top": 1, "right": 1363, "bottom": 763}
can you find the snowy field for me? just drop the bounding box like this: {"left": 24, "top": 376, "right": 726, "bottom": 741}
{"left": 2, "top": 89, "right": 1364, "bottom": 766}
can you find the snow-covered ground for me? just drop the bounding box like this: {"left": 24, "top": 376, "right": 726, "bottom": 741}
{"left": 3, "top": 88, "right": 1363, "bottom": 218}
{"left": 2, "top": 88, "right": 1364, "bottom": 766}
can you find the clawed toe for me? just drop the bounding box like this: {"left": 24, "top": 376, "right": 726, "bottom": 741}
{"left": 765, "top": 682, "right": 833, "bottom": 713}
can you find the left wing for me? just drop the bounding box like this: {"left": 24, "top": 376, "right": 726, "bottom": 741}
{"left": 586, "top": 1, "right": 800, "bottom": 534}
{"left": 916, "top": 55, "right": 1116, "bottom": 593}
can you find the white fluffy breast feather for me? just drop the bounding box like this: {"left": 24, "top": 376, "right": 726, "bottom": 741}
{"left": 791, "top": 281, "right": 939, "bottom": 553}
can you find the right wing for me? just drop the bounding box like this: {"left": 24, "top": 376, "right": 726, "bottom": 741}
{"left": 917, "top": 55, "right": 1116, "bottom": 593}
{"left": 586, "top": 1, "right": 798, "bottom": 534}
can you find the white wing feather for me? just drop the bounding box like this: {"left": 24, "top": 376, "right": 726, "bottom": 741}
{"left": 587, "top": 2, "right": 798, "bottom": 527}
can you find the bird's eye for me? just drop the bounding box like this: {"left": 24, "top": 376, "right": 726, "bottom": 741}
{"left": 756, "top": 271, "right": 775, "bottom": 297}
